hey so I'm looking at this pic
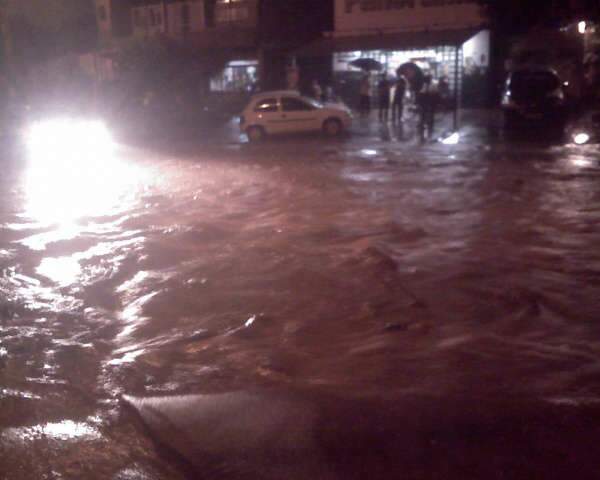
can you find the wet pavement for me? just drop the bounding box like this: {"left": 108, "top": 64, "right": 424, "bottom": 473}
{"left": 1, "top": 111, "right": 600, "bottom": 479}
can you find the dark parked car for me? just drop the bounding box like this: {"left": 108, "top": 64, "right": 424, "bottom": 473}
{"left": 501, "top": 68, "right": 568, "bottom": 129}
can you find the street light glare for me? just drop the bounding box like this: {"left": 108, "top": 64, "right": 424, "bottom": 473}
{"left": 578, "top": 21, "right": 586, "bottom": 34}
{"left": 573, "top": 132, "right": 590, "bottom": 145}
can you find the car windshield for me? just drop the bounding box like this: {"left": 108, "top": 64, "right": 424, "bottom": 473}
{"left": 510, "top": 71, "right": 560, "bottom": 96}
{"left": 302, "top": 97, "right": 323, "bottom": 109}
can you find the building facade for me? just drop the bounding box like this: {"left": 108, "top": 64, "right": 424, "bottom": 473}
{"left": 299, "top": 0, "right": 490, "bottom": 109}
{"left": 336, "top": 0, "right": 484, "bottom": 33}
{"left": 95, "top": 0, "right": 134, "bottom": 48}
{"left": 130, "top": 0, "right": 205, "bottom": 39}
{"left": 93, "top": 0, "right": 260, "bottom": 92}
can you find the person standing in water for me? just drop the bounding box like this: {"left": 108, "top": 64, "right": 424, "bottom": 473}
{"left": 392, "top": 74, "right": 407, "bottom": 123}
{"left": 378, "top": 74, "right": 391, "bottom": 122}
{"left": 359, "top": 75, "right": 371, "bottom": 118}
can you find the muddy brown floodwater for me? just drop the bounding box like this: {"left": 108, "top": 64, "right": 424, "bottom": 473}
{"left": 1, "top": 126, "right": 600, "bottom": 479}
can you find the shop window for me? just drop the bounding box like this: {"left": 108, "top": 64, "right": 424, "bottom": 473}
{"left": 254, "top": 98, "right": 278, "bottom": 113}
{"left": 282, "top": 97, "right": 314, "bottom": 112}
{"left": 211, "top": 61, "right": 258, "bottom": 92}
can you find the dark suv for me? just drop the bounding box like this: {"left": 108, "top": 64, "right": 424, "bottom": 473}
{"left": 501, "top": 68, "right": 567, "bottom": 129}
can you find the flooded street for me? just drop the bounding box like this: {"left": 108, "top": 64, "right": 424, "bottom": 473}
{"left": 2, "top": 119, "right": 600, "bottom": 479}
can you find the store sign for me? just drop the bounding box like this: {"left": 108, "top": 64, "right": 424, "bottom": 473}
{"left": 336, "top": 0, "right": 484, "bottom": 33}
{"left": 344, "top": 0, "right": 476, "bottom": 14}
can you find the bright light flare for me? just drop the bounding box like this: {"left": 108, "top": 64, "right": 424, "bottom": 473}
{"left": 578, "top": 21, "right": 587, "bottom": 34}
{"left": 27, "top": 118, "right": 114, "bottom": 165}
{"left": 573, "top": 132, "right": 590, "bottom": 145}
{"left": 440, "top": 132, "right": 460, "bottom": 145}
{"left": 24, "top": 118, "right": 143, "bottom": 226}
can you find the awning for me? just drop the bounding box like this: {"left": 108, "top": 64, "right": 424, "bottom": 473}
{"left": 296, "top": 28, "right": 481, "bottom": 56}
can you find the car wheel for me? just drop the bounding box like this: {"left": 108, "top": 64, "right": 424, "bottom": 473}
{"left": 246, "top": 126, "right": 265, "bottom": 143}
{"left": 323, "top": 118, "right": 342, "bottom": 137}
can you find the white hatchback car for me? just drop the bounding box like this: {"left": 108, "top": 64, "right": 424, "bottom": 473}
{"left": 240, "top": 90, "right": 352, "bottom": 141}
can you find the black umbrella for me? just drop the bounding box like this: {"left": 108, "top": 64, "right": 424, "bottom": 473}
{"left": 397, "top": 62, "right": 425, "bottom": 93}
{"left": 350, "top": 58, "right": 384, "bottom": 72}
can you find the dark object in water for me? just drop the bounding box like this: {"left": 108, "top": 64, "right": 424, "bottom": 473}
{"left": 122, "top": 390, "right": 600, "bottom": 480}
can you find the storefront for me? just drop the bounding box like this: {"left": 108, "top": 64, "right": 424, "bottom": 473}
{"left": 210, "top": 59, "right": 259, "bottom": 92}
{"left": 332, "top": 29, "right": 488, "bottom": 103}
{"left": 298, "top": 0, "right": 490, "bottom": 118}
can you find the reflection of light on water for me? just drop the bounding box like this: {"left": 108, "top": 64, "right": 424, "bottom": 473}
{"left": 116, "top": 271, "right": 150, "bottom": 293}
{"left": 37, "top": 256, "right": 82, "bottom": 286}
{"left": 20, "top": 225, "right": 80, "bottom": 251}
{"left": 360, "top": 149, "right": 378, "bottom": 157}
{"left": 107, "top": 348, "right": 146, "bottom": 366}
{"left": 547, "top": 397, "right": 600, "bottom": 407}
{"left": 245, "top": 315, "right": 257, "bottom": 327}
{"left": 0, "top": 388, "right": 41, "bottom": 400}
{"left": 570, "top": 156, "right": 592, "bottom": 168}
{"left": 24, "top": 118, "right": 145, "bottom": 226}
{"left": 115, "top": 290, "right": 160, "bottom": 340}
{"left": 3, "top": 268, "right": 83, "bottom": 312}
{"left": 3, "top": 420, "right": 100, "bottom": 442}
{"left": 121, "top": 291, "right": 159, "bottom": 324}
{"left": 43, "top": 420, "right": 99, "bottom": 439}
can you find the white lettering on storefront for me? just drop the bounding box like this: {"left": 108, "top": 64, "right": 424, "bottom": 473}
{"left": 344, "top": 0, "right": 475, "bottom": 14}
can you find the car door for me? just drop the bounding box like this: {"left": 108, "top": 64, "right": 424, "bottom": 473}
{"left": 280, "top": 96, "right": 322, "bottom": 133}
{"left": 252, "top": 97, "right": 282, "bottom": 134}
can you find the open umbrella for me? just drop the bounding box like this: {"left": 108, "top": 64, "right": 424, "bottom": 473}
{"left": 397, "top": 62, "right": 425, "bottom": 93}
{"left": 350, "top": 58, "right": 384, "bottom": 72}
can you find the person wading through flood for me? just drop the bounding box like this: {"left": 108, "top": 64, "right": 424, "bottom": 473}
{"left": 378, "top": 74, "right": 391, "bottom": 122}
{"left": 417, "top": 75, "right": 439, "bottom": 140}
{"left": 359, "top": 75, "right": 371, "bottom": 118}
{"left": 392, "top": 74, "right": 407, "bottom": 123}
